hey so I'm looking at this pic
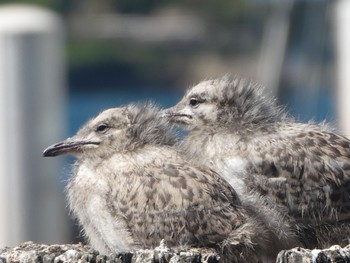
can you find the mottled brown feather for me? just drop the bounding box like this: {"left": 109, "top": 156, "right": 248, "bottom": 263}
{"left": 241, "top": 123, "right": 350, "bottom": 222}
{"left": 101, "top": 149, "right": 244, "bottom": 248}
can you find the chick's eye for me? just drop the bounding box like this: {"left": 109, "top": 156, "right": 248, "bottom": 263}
{"left": 96, "top": 123, "right": 109, "bottom": 133}
{"left": 189, "top": 98, "right": 200, "bottom": 107}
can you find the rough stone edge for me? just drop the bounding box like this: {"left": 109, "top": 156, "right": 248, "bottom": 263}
{"left": 3, "top": 241, "right": 350, "bottom": 263}
{"left": 0, "top": 241, "right": 221, "bottom": 263}
{"left": 276, "top": 244, "right": 350, "bottom": 263}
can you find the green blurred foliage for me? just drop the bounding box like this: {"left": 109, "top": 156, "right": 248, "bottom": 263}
{"left": 0, "top": 0, "right": 250, "bottom": 19}
{"left": 113, "top": 0, "right": 172, "bottom": 14}
{"left": 0, "top": 0, "right": 265, "bottom": 87}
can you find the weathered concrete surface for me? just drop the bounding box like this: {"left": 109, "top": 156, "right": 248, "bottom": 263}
{"left": 0, "top": 241, "right": 220, "bottom": 263}
{"left": 276, "top": 245, "right": 350, "bottom": 263}
{"left": 3, "top": 241, "right": 350, "bottom": 263}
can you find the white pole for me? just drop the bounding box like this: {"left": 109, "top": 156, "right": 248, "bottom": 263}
{"left": 0, "top": 5, "right": 70, "bottom": 246}
{"left": 256, "top": 3, "right": 293, "bottom": 96}
{"left": 334, "top": 0, "right": 350, "bottom": 137}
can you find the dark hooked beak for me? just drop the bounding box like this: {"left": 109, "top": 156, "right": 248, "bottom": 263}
{"left": 43, "top": 139, "right": 100, "bottom": 157}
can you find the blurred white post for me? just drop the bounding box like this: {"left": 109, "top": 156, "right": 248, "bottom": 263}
{"left": 0, "top": 5, "right": 71, "bottom": 246}
{"left": 334, "top": 0, "right": 350, "bottom": 137}
{"left": 256, "top": 2, "right": 293, "bottom": 96}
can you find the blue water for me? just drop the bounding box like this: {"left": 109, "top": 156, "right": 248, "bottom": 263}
{"left": 68, "top": 86, "right": 335, "bottom": 135}
{"left": 279, "top": 86, "right": 335, "bottom": 124}
{"left": 68, "top": 88, "right": 182, "bottom": 134}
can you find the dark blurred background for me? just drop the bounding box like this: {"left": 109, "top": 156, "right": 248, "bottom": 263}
{"left": 0, "top": 0, "right": 346, "bottom": 247}
{"left": 1, "top": 0, "right": 337, "bottom": 129}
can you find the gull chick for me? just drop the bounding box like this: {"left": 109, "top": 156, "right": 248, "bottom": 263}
{"left": 43, "top": 103, "right": 286, "bottom": 262}
{"left": 165, "top": 76, "right": 350, "bottom": 247}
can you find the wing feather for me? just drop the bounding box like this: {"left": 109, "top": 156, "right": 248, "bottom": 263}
{"left": 111, "top": 150, "right": 244, "bottom": 248}
{"left": 246, "top": 124, "right": 350, "bottom": 222}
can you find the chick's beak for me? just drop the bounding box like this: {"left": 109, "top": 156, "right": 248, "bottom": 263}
{"left": 160, "top": 108, "right": 174, "bottom": 118}
{"left": 43, "top": 138, "right": 100, "bottom": 157}
{"left": 161, "top": 106, "right": 193, "bottom": 124}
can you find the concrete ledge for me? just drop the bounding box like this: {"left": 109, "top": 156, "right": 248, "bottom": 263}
{"left": 0, "top": 241, "right": 220, "bottom": 263}
{"left": 2, "top": 241, "right": 350, "bottom": 262}
{"left": 276, "top": 245, "right": 350, "bottom": 263}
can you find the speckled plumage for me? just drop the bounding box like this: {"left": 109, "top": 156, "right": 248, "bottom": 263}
{"left": 165, "top": 76, "right": 350, "bottom": 248}
{"left": 43, "top": 103, "right": 290, "bottom": 262}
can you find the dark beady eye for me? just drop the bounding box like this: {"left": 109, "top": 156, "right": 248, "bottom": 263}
{"left": 189, "top": 98, "right": 200, "bottom": 107}
{"left": 96, "top": 123, "right": 109, "bottom": 133}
